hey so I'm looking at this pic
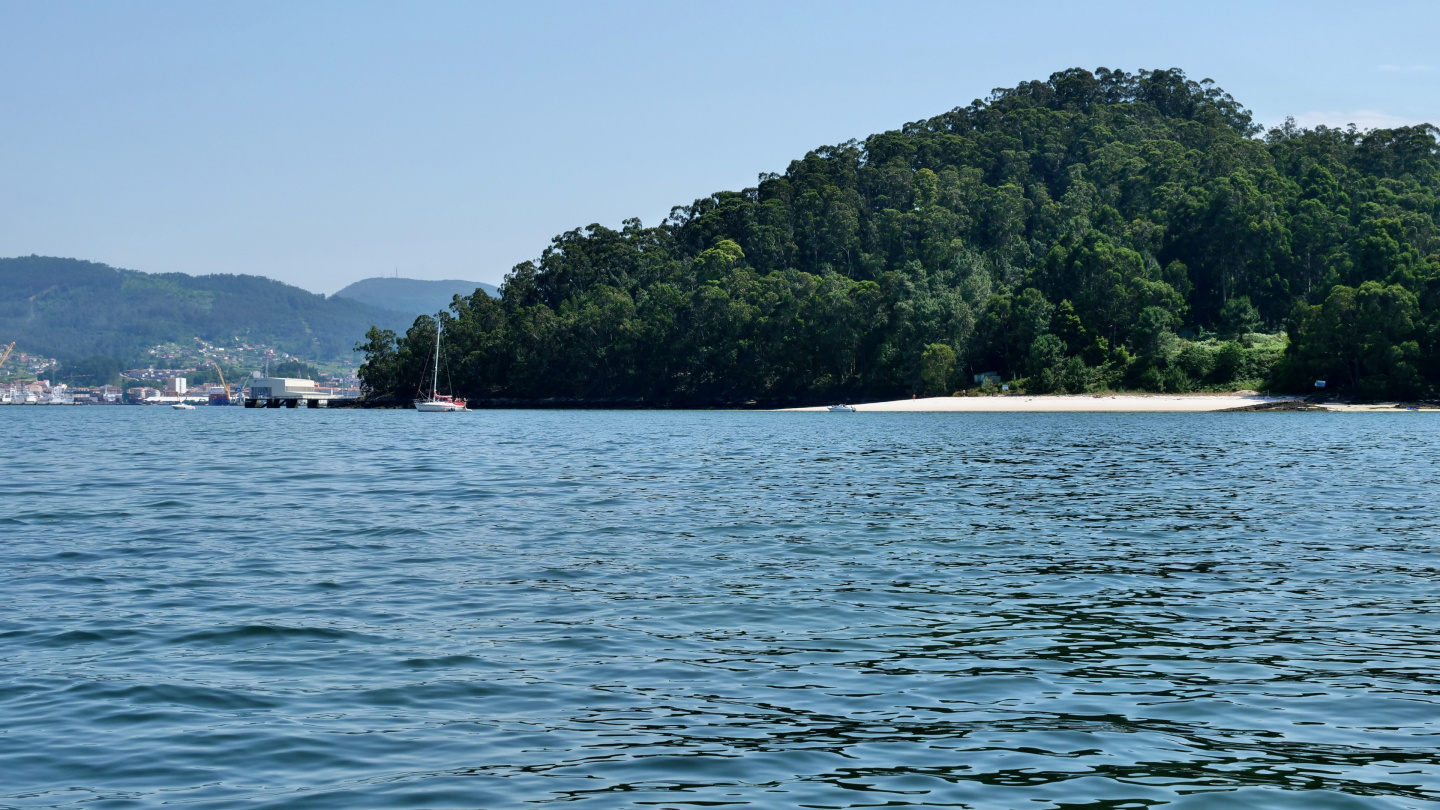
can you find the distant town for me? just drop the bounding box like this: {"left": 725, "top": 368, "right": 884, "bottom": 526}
{"left": 0, "top": 338, "right": 361, "bottom": 405}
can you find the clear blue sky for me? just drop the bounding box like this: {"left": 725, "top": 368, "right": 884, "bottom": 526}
{"left": 2, "top": 1, "right": 1436, "bottom": 294}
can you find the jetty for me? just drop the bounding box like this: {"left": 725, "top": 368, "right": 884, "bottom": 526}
{"left": 243, "top": 376, "right": 356, "bottom": 408}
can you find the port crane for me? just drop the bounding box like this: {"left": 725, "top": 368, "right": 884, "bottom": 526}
{"left": 0, "top": 342, "right": 14, "bottom": 370}
{"left": 208, "top": 359, "right": 238, "bottom": 405}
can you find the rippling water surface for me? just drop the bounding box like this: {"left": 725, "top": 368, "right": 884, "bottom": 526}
{"left": 3, "top": 407, "right": 1440, "bottom": 808}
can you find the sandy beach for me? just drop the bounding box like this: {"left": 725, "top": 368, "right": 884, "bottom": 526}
{"left": 787, "top": 393, "right": 1438, "bottom": 412}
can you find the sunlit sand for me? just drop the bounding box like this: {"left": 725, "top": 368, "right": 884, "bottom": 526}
{"left": 788, "top": 393, "right": 1297, "bottom": 412}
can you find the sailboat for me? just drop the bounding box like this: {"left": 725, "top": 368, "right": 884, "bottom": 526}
{"left": 414, "top": 321, "right": 468, "bottom": 412}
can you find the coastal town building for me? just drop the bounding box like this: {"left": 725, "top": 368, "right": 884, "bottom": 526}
{"left": 3, "top": 346, "right": 359, "bottom": 404}
{"left": 1, "top": 381, "right": 75, "bottom": 404}
{"left": 0, "top": 352, "right": 59, "bottom": 377}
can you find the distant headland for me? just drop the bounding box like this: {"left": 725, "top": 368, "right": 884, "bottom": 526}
{"left": 332, "top": 277, "right": 498, "bottom": 317}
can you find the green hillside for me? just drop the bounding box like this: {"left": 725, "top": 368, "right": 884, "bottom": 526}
{"left": 333, "top": 277, "right": 498, "bottom": 317}
{"left": 0, "top": 256, "right": 412, "bottom": 364}
{"left": 357, "top": 67, "right": 1440, "bottom": 404}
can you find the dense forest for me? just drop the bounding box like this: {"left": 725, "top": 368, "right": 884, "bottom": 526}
{"left": 0, "top": 256, "right": 410, "bottom": 364}
{"left": 357, "top": 68, "right": 1440, "bottom": 405}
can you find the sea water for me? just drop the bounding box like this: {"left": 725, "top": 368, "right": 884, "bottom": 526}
{"left": 2, "top": 407, "right": 1438, "bottom": 809}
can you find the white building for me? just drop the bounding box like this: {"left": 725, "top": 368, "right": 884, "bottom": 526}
{"left": 249, "top": 377, "right": 316, "bottom": 399}
{"left": 245, "top": 377, "right": 343, "bottom": 406}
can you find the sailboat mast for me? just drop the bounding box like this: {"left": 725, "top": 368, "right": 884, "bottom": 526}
{"left": 432, "top": 320, "right": 442, "bottom": 399}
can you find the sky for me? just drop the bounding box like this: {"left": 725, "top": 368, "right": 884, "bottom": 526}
{"left": 1, "top": 1, "right": 1437, "bottom": 295}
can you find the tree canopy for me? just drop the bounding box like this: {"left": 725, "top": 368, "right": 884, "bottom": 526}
{"left": 357, "top": 68, "right": 1440, "bottom": 404}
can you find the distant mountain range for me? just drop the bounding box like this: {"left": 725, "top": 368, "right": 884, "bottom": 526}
{"left": 332, "top": 277, "right": 499, "bottom": 315}
{"left": 0, "top": 256, "right": 414, "bottom": 363}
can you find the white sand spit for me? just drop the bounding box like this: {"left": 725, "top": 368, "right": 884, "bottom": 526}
{"left": 1315, "top": 402, "right": 1440, "bottom": 412}
{"left": 786, "top": 393, "right": 1297, "bottom": 412}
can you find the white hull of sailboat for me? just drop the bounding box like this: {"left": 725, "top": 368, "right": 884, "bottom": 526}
{"left": 416, "top": 322, "right": 468, "bottom": 411}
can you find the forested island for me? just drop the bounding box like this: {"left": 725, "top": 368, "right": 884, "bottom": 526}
{"left": 356, "top": 68, "right": 1440, "bottom": 406}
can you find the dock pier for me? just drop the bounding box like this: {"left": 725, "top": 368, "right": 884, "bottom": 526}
{"left": 241, "top": 376, "right": 354, "bottom": 409}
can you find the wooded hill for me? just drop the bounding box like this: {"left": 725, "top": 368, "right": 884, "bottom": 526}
{"left": 333, "top": 277, "right": 498, "bottom": 317}
{"left": 1, "top": 256, "right": 411, "bottom": 363}
{"left": 356, "top": 68, "right": 1440, "bottom": 405}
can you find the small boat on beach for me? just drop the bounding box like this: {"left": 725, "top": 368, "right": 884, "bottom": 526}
{"left": 414, "top": 321, "right": 468, "bottom": 412}
{"left": 827, "top": 404, "right": 857, "bottom": 413}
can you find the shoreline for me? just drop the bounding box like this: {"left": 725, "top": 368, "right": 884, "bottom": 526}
{"left": 785, "top": 393, "right": 1439, "bottom": 413}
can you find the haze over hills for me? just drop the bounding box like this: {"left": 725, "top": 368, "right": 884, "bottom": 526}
{"left": 0, "top": 255, "right": 412, "bottom": 364}
{"left": 332, "top": 277, "right": 498, "bottom": 317}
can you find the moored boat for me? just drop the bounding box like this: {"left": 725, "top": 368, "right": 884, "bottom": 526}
{"left": 827, "top": 404, "right": 857, "bottom": 412}
{"left": 414, "top": 321, "right": 468, "bottom": 412}
{"left": 415, "top": 394, "right": 467, "bottom": 412}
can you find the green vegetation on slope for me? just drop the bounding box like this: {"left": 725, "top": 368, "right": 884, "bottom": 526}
{"left": 0, "top": 256, "right": 412, "bottom": 365}
{"left": 352, "top": 67, "right": 1440, "bottom": 403}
